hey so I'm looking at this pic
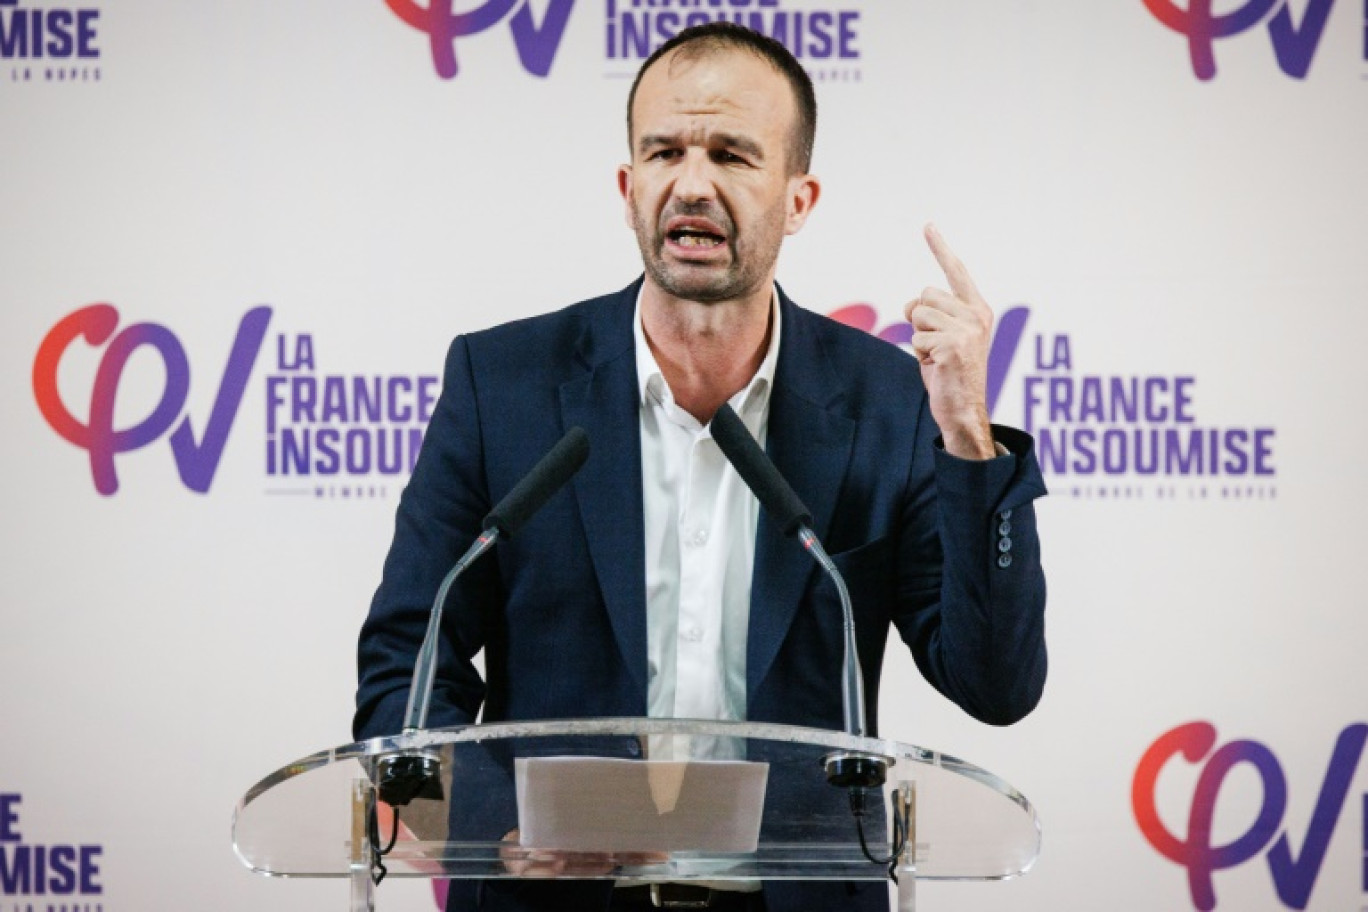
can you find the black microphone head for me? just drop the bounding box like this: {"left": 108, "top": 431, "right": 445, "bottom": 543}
{"left": 709, "top": 403, "right": 812, "bottom": 537}
{"left": 482, "top": 426, "right": 589, "bottom": 537}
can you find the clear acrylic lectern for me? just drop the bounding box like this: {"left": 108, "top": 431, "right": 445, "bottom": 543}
{"left": 233, "top": 718, "right": 1039, "bottom": 911}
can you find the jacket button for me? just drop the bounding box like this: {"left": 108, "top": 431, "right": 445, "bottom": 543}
{"left": 998, "top": 553, "right": 1013, "bottom": 569}
{"left": 998, "top": 537, "right": 1013, "bottom": 553}
{"left": 998, "top": 521, "right": 1012, "bottom": 536}
{"left": 999, "top": 508, "right": 1013, "bottom": 521}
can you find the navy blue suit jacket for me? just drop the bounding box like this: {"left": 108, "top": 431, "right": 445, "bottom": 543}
{"left": 354, "top": 280, "right": 1048, "bottom": 911}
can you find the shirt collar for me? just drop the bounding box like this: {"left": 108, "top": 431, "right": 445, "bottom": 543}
{"left": 634, "top": 287, "right": 783, "bottom": 418}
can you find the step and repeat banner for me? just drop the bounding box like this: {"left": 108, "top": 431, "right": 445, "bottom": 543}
{"left": 3, "top": 1, "right": 1366, "bottom": 910}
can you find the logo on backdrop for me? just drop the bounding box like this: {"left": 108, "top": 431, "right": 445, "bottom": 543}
{"left": 0, "top": 793, "right": 104, "bottom": 903}
{"left": 0, "top": 0, "right": 102, "bottom": 83}
{"left": 32, "top": 306, "right": 437, "bottom": 498}
{"left": 386, "top": 0, "right": 575, "bottom": 78}
{"left": 1142, "top": 0, "right": 1340, "bottom": 80}
{"left": 33, "top": 305, "right": 272, "bottom": 496}
{"left": 1133, "top": 722, "right": 1368, "bottom": 910}
{"left": 265, "top": 332, "right": 438, "bottom": 498}
{"left": 387, "top": 1, "right": 864, "bottom": 83}
{"left": 831, "top": 303, "right": 1278, "bottom": 500}
{"left": 830, "top": 303, "right": 1027, "bottom": 419}
{"left": 605, "top": 0, "right": 863, "bottom": 82}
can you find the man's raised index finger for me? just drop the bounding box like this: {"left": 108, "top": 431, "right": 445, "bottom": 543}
{"left": 924, "top": 222, "right": 982, "bottom": 303}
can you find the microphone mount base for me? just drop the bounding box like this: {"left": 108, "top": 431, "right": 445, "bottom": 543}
{"left": 375, "top": 750, "right": 444, "bottom": 807}
{"left": 822, "top": 750, "right": 889, "bottom": 789}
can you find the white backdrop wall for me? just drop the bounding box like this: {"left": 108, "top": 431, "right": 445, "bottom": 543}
{"left": 3, "top": 1, "right": 1366, "bottom": 910}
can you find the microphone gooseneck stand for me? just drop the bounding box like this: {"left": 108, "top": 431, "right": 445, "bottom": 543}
{"left": 708, "top": 404, "right": 910, "bottom": 878}
{"left": 369, "top": 428, "right": 590, "bottom": 883}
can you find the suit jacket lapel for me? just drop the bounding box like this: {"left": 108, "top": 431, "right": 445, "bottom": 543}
{"left": 559, "top": 284, "right": 650, "bottom": 706}
{"left": 748, "top": 292, "right": 856, "bottom": 700}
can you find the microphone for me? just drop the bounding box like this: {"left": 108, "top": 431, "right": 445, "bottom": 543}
{"left": 709, "top": 404, "right": 886, "bottom": 790}
{"left": 378, "top": 427, "right": 590, "bottom": 807}
{"left": 708, "top": 403, "right": 812, "bottom": 537}
{"left": 483, "top": 426, "right": 591, "bottom": 536}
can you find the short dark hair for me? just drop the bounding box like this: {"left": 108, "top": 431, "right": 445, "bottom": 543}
{"left": 626, "top": 22, "right": 817, "bottom": 175}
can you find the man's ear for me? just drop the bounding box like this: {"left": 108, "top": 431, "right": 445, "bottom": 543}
{"left": 785, "top": 173, "right": 821, "bottom": 235}
{"left": 617, "top": 165, "right": 634, "bottom": 230}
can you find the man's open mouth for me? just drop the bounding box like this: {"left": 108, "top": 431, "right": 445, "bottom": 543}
{"left": 667, "top": 227, "right": 727, "bottom": 249}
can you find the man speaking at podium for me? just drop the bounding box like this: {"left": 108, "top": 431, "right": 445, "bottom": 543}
{"left": 355, "top": 21, "right": 1047, "bottom": 912}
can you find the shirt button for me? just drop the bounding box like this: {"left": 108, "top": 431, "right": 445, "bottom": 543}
{"left": 682, "top": 626, "right": 703, "bottom": 642}
{"left": 998, "top": 553, "right": 1013, "bottom": 569}
{"left": 691, "top": 529, "right": 708, "bottom": 546}
{"left": 998, "top": 537, "right": 1013, "bottom": 553}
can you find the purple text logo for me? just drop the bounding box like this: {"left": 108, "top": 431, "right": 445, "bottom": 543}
{"left": 606, "top": 1, "right": 862, "bottom": 81}
{"left": 0, "top": 793, "right": 103, "bottom": 898}
{"left": 264, "top": 333, "right": 438, "bottom": 487}
{"left": 1021, "top": 328, "right": 1275, "bottom": 480}
{"left": 386, "top": 0, "right": 575, "bottom": 78}
{"left": 831, "top": 302, "right": 1279, "bottom": 496}
{"left": 0, "top": 0, "right": 99, "bottom": 60}
{"left": 33, "top": 305, "right": 272, "bottom": 495}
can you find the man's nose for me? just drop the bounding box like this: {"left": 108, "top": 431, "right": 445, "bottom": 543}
{"left": 672, "top": 149, "right": 716, "bottom": 203}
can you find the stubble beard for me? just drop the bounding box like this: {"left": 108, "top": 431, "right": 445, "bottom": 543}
{"left": 632, "top": 199, "right": 785, "bottom": 305}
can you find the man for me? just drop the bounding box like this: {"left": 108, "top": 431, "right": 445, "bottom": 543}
{"left": 355, "top": 21, "right": 1047, "bottom": 912}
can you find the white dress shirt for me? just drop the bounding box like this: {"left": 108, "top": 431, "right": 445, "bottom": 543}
{"left": 634, "top": 290, "right": 781, "bottom": 759}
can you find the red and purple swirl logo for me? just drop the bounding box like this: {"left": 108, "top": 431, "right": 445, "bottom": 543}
{"left": 1133, "top": 721, "right": 1368, "bottom": 910}
{"left": 385, "top": 0, "right": 575, "bottom": 79}
{"left": 828, "top": 303, "right": 1030, "bottom": 419}
{"left": 1142, "top": 0, "right": 1337, "bottom": 80}
{"left": 32, "top": 305, "right": 272, "bottom": 495}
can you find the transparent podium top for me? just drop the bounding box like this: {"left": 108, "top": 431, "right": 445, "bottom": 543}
{"left": 234, "top": 718, "right": 1039, "bottom": 883}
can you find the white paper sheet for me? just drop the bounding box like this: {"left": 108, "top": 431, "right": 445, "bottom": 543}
{"left": 515, "top": 757, "right": 769, "bottom": 853}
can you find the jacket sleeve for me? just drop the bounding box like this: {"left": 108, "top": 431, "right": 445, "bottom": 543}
{"left": 891, "top": 393, "right": 1049, "bottom": 726}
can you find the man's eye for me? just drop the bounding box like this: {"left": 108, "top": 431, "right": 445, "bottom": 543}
{"left": 649, "top": 149, "right": 681, "bottom": 161}
{"left": 713, "top": 150, "right": 746, "bottom": 164}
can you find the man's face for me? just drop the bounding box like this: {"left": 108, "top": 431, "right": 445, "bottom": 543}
{"left": 619, "top": 48, "right": 818, "bottom": 305}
